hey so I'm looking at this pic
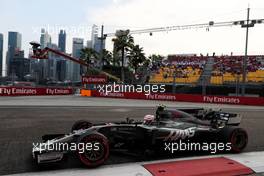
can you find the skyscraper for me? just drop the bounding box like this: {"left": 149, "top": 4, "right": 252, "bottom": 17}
{"left": 57, "top": 30, "right": 67, "bottom": 81}
{"left": 7, "top": 32, "right": 22, "bottom": 75}
{"left": 0, "top": 34, "right": 3, "bottom": 77}
{"left": 58, "top": 30, "right": 66, "bottom": 52}
{"left": 86, "top": 40, "right": 92, "bottom": 48}
{"left": 39, "top": 29, "right": 52, "bottom": 81}
{"left": 40, "top": 29, "right": 51, "bottom": 48}
{"left": 72, "top": 38, "right": 83, "bottom": 58}
{"left": 10, "top": 51, "right": 30, "bottom": 81}
{"left": 46, "top": 43, "right": 60, "bottom": 81}
{"left": 91, "top": 25, "right": 99, "bottom": 50}
{"left": 91, "top": 25, "right": 105, "bottom": 53}
{"left": 66, "top": 38, "right": 83, "bottom": 82}
{"left": 57, "top": 59, "right": 67, "bottom": 81}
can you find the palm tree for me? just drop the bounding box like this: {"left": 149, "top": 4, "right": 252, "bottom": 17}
{"left": 80, "top": 47, "right": 98, "bottom": 75}
{"left": 143, "top": 57, "right": 151, "bottom": 67}
{"left": 112, "top": 30, "right": 134, "bottom": 82}
{"left": 128, "top": 45, "right": 146, "bottom": 73}
{"left": 148, "top": 54, "right": 163, "bottom": 65}
{"left": 101, "top": 49, "right": 113, "bottom": 66}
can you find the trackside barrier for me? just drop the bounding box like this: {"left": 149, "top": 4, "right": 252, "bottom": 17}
{"left": 88, "top": 90, "right": 264, "bottom": 106}
{"left": 0, "top": 87, "right": 73, "bottom": 96}
{"left": 9, "top": 151, "right": 264, "bottom": 176}
{"left": 80, "top": 89, "right": 91, "bottom": 96}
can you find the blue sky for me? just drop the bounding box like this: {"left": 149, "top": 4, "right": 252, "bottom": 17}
{"left": 1, "top": 0, "right": 264, "bottom": 75}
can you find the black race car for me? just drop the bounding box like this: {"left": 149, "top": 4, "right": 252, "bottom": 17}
{"left": 32, "top": 106, "right": 248, "bottom": 167}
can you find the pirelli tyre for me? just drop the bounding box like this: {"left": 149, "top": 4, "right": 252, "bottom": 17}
{"left": 219, "top": 127, "right": 248, "bottom": 153}
{"left": 71, "top": 120, "right": 93, "bottom": 132}
{"left": 77, "top": 132, "right": 109, "bottom": 167}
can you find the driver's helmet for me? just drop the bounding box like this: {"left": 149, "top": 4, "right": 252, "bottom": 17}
{"left": 143, "top": 115, "right": 155, "bottom": 125}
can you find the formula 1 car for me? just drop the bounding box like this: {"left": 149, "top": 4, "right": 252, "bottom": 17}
{"left": 32, "top": 106, "right": 248, "bottom": 167}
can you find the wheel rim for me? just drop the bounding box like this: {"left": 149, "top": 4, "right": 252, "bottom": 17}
{"left": 84, "top": 141, "right": 105, "bottom": 161}
{"left": 78, "top": 135, "right": 109, "bottom": 167}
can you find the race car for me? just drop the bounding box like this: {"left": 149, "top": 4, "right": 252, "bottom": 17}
{"left": 32, "top": 105, "right": 248, "bottom": 167}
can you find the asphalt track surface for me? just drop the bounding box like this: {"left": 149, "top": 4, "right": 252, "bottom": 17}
{"left": 0, "top": 96, "right": 264, "bottom": 175}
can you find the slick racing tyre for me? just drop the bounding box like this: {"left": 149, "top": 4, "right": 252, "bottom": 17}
{"left": 71, "top": 120, "right": 93, "bottom": 132}
{"left": 220, "top": 127, "right": 248, "bottom": 153}
{"left": 77, "top": 132, "right": 109, "bottom": 167}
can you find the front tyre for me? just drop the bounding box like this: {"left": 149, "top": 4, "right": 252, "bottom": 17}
{"left": 77, "top": 133, "right": 109, "bottom": 167}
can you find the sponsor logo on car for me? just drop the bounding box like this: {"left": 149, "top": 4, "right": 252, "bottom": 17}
{"left": 161, "top": 127, "right": 196, "bottom": 141}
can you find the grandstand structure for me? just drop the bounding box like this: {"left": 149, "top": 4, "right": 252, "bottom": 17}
{"left": 149, "top": 55, "right": 264, "bottom": 85}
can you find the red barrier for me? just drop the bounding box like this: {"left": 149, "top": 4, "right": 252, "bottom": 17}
{"left": 91, "top": 91, "right": 264, "bottom": 106}
{"left": 0, "top": 87, "right": 73, "bottom": 96}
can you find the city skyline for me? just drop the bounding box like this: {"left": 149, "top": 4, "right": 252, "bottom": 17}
{"left": 0, "top": 24, "right": 106, "bottom": 79}
{"left": 1, "top": 0, "right": 264, "bottom": 77}
{"left": 0, "top": 26, "right": 99, "bottom": 76}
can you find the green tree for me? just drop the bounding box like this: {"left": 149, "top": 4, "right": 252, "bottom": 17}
{"left": 148, "top": 54, "right": 163, "bottom": 64}
{"left": 128, "top": 45, "right": 146, "bottom": 73}
{"left": 101, "top": 49, "right": 113, "bottom": 66}
{"left": 112, "top": 30, "right": 134, "bottom": 82}
{"left": 80, "top": 47, "right": 98, "bottom": 74}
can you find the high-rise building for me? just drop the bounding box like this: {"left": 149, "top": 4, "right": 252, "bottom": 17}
{"left": 40, "top": 29, "right": 51, "bottom": 49}
{"left": 6, "top": 32, "right": 22, "bottom": 76}
{"left": 40, "top": 43, "right": 62, "bottom": 82}
{"left": 0, "top": 34, "right": 3, "bottom": 77}
{"left": 86, "top": 40, "right": 92, "bottom": 48}
{"left": 10, "top": 56, "right": 30, "bottom": 81}
{"left": 58, "top": 30, "right": 66, "bottom": 52}
{"left": 8, "top": 49, "right": 30, "bottom": 81}
{"left": 72, "top": 38, "right": 83, "bottom": 58}
{"left": 57, "top": 30, "right": 67, "bottom": 81}
{"left": 66, "top": 38, "right": 83, "bottom": 82}
{"left": 29, "top": 58, "right": 41, "bottom": 83}
{"left": 91, "top": 25, "right": 105, "bottom": 53}
{"left": 57, "top": 59, "right": 67, "bottom": 81}
{"left": 91, "top": 25, "right": 99, "bottom": 49}
{"left": 39, "top": 29, "right": 52, "bottom": 82}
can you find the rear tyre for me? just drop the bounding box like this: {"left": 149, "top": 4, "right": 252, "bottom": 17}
{"left": 220, "top": 127, "right": 248, "bottom": 153}
{"left": 77, "top": 133, "right": 109, "bottom": 167}
{"left": 71, "top": 120, "right": 93, "bottom": 132}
